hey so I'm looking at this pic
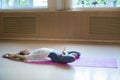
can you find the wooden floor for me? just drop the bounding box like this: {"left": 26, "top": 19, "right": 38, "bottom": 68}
{"left": 0, "top": 39, "right": 120, "bottom": 80}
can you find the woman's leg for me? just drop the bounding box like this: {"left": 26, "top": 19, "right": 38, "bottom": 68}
{"left": 68, "top": 51, "right": 81, "bottom": 59}
{"left": 48, "top": 52, "right": 63, "bottom": 63}
{"left": 58, "top": 54, "right": 76, "bottom": 64}
{"left": 48, "top": 52, "right": 76, "bottom": 64}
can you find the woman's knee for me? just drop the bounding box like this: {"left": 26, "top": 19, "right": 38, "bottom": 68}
{"left": 60, "top": 55, "right": 76, "bottom": 63}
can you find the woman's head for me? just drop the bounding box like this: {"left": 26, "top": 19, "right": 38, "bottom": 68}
{"left": 18, "top": 49, "right": 30, "bottom": 55}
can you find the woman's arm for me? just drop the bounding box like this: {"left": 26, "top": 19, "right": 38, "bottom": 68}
{"left": 3, "top": 53, "right": 26, "bottom": 61}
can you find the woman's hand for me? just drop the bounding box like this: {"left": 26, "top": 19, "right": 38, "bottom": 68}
{"left": 2, "top": 53, "right": 11, "bottom": 58}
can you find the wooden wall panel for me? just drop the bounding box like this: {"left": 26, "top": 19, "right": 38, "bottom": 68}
{"left": 0, "top": 11, "right": 120, "bottom": 41}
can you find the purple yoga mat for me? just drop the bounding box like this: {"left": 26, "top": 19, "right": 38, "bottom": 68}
{"left": 26, "top": 57, "right": 117, "bottom": 68}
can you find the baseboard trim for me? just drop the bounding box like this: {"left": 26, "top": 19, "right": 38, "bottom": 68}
{"left": 0, "top": 37, "right": 120, "bottom": 43}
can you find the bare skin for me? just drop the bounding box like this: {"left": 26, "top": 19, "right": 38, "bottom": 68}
{"left": 62, "top": 48, "right": 78, "bottom": 58}
{"left": 2, "top": 49, "right": 29, "bottom": 61}
{"left": 62, "top": 48, "right": 67, "bottom": 55}
{"left": 3, "top": 53, "right": 26, "bottom": 61}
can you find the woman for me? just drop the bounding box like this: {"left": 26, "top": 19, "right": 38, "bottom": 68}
{"left": 3, "top": 48, "right": 80, "bottom": 64}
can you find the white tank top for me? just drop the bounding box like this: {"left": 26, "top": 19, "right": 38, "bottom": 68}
{"left": 25, "top": 48, "right": 54, "bottom": 62}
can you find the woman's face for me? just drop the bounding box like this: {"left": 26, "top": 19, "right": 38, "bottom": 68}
{"left": 20, "top": 49, "right": 30, "bottom": 55}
